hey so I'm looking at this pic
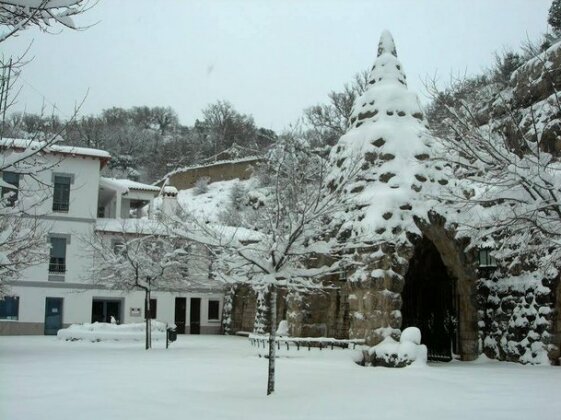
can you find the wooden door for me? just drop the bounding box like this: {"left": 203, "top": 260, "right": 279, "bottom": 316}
{"left": 175, "top": 297, "right": 186, "bottom": 334}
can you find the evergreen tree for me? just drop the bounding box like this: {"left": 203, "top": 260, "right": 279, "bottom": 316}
{"left": 548, "top": 0, "right": 561, "bottom": 33}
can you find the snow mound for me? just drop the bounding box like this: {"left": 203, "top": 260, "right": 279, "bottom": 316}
{"left": 400, "top": 326, "right": 421, "bottom": 345}
{"left": 57, "top": 321, "right": 170, "bottom": 342}
{"left": 358, "top": 329, "right": 427, "bottom": 367}
{"left": 276, "top": 320, "right": 289, "bottom": 336}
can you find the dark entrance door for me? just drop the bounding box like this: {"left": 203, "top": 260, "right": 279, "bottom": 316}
{"left": 91, "top": 299, "right": 122, "bottom": 323}
{"left": 190, "top": 297, "right": 201, "bottom": 334}
{"left": 44, "top": 297, "right": 63, "bottom": 335}
{"left": 175, "top": 297, "right": 187, "bottom": 334}
{"left": 402, "top": 237, "right": 457, "bottom": 361}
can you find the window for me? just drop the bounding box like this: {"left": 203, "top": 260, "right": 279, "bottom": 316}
{"left": 1, "top": 171, "right": 19, "bottom": 206}
{"left": 338, "top": 270, "right": 347, "bottom": 282}
{"left": 111, "top": 239, "right": 125, "bottom": 255}
{"left": 478, "top": 249, "right": 497, "bottom": 268}
{"left": 49, "top": 237, "right": 67, "bottom": 273}
{"left": 52, "top": 175, "right": 71, "bottom": 212}
{"left": 208, "top": 300, "right": 220, "bottom": 321}
{"left": 0, "top": 296, "right": 19, "bottom": 320}
{"left": 145, "top": 298, "right": 157, "bottom": 319}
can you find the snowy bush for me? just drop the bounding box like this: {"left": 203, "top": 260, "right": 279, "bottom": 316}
{"left": 193, "top": 176, "right": 210, "bottom": 195}
{"left": 358, "top": 327, "right": 427, "bottom": 368}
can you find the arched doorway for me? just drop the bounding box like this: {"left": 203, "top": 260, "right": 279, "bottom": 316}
{"left": 402, "top": 236, "right": 458, "bottom": 361}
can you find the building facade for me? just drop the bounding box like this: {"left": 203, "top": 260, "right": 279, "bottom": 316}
{"left": 0, "top": 140, "right": 224, "bottom": 336}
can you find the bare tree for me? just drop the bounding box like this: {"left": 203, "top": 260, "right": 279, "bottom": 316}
{"left": 173, "top": 133, "right": 357, "bottom": 395}
{"left": 303, "top": 71, "right": 368, "bottom": 146}
{"left": 87, "top": 221, "right": 204, "bottom": 349}
{"left": 0, "top": 135, "right": 81, "bottom": 297}
{"left": 0, "top": 1, "right": 95, "bottom": 297}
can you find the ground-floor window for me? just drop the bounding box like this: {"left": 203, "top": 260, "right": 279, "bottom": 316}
{"left": 208, "top": 300, "right": 220, "bottom": 321}
{"left": 0, "top": 296, "right": 19, "bottom": 320}
{"left": 92, "top": 299, "right": 122, "bottom": 323}
{"left": 145, "top": 298, "right": 157, "bottom": 319}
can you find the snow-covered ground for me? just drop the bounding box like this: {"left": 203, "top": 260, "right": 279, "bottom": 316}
{"left": 1, "top": 335, "right": 559, "bottom": 420}
{"left": 176, "top": 178, "right": 254, "bottom": 222}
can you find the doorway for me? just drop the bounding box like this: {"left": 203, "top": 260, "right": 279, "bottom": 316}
{"left": 401, "top": 237, "right": 457, "bottom": 361}
{"left": 190, "top": 297, "right": 201, "bottom": 334}
{"left": 175, "top": 297, "right": 187, "bottom": 334}
{"left": 44, "top": 297, "right": 63, "bottom": 335}
{"left": 91, "top": 299, "right": 122, "bottom": 323}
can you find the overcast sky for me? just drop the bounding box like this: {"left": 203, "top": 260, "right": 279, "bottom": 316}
{"left": 2, "top": 0, "right": 552, "bottom": 131}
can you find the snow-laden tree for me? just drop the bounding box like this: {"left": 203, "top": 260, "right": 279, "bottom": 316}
{"left": 87, "top": 220, "right": 207, "bottom": 350}
{"left": 0, "top": 138, "right": 63, "bottom": 297}
{"left": 172, "top": 134, "right": 357, "bottom": 395}
{"left": 428, "top": 40, "right": 561, "bottom": 278}
{"left": 549, "top": 0, "right": 561, "bottom": 34}
{"left": 1, "top": 0, "right": 94, "bottom": 133}
{"left": 0, "top": 0, "right": 89, "bottom": 43}
{"left": 0, "top": 2, "right": 94, "bottom": 297}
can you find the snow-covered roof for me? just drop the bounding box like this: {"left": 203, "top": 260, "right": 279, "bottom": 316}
{"left": 163, "top": 186, "right": 178, "bottom": 196}
{"left": 327, "top": 31, "right": 443, "bottom": 246}
{"left": 99, "top": 177, "right": 161, "bottom": 194}
{"left": 0, "top": 138, "right": 111, "bottom": 161}
{"left": 95, "top": 218, "right": 168, "bottom": 235}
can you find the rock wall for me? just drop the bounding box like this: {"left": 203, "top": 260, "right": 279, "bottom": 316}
{"left": 165, "top": 158, "right": 261, "bottom": 190}
{"left": 288, "top": 286, "right": 351, "bottom": 339}
{"left": 478, "top": 274, "right": 559, "bottom": 364}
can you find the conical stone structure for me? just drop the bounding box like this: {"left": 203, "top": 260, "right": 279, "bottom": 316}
{"left": 326, "top": 31, "right": 451, "bottom": 346}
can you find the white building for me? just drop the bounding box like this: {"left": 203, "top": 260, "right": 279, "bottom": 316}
{"left": 0, "top": 140, "right": 224, "bottom": 336}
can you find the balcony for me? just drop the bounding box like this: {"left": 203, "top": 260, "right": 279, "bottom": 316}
{"left": 97, "top": 178, "right": 160, "bottom": 219}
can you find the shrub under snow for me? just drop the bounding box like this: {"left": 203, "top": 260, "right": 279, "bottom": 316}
{"left": 358, "top": 327, "right": 427, "bottom": 367}
{"left": 57, "top": 321, "right": 170, "bottom": 342}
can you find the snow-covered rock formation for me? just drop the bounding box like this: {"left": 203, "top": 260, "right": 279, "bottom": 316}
{"left": 327, "top": 30, "right": 439, "bottom": 247}
{"left": 324, "top": 31, "right": 466, "bottom": 355}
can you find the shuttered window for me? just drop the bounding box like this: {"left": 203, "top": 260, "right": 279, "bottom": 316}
{"left": 53, "top": 175, "right": 71, "bottom": 212}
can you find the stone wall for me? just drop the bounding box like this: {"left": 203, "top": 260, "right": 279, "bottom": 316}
{"left": 287, "top": 285, "right": 350, "bottom": 339}
{"left": 164, "top": 158, "right": 261, "bottom": 191}
{"left": 229, "top": 285, "right": 258, "bottom": 333}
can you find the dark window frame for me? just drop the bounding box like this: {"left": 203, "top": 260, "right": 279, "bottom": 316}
{"left": 49, "top": 236, "right": 67, "bottom": 273}
{"left": 52, "top": 174, "right": 72, "bottom": 212}
{"left": 208, "top": 299, "right": 220, "bottom": 321}
{"left": 478, "top": 248, "right": 497, "bottom": 268}
{"left": 0, "top": 296, "right": 19, "bottom": 320}
{"left": 1, "top": 171, "right": 20, "bottom": 206}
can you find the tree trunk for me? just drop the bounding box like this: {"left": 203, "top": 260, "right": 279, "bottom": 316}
{"left": 254, "top": 288, "right": 268, "bottom": 335}
{"left": 145, "top": 290, "right": 151, "bottom": 350}
{"left": 267, "top": 285, "right": 277, "bottom": 396}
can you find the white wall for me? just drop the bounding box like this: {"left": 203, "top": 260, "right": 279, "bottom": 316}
{"left": 16, "top": 153, "right": 102, "bottom": 285}
{"left": 7, "top": 285, "right": 223, "bottom": 327}
{"left": 24, "top": 153, "right": 102, "bottom": 220}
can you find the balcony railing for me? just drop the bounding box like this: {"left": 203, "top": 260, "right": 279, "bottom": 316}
{"left": 49, "top": 258, "right": 66, "bottom": 273}
{"left": 52, "top": 200, "right": 69, "bottom": 212}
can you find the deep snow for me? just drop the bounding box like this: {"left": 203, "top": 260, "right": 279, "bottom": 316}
{"left": 1, "top": 335, "right": 559, "bottom": 420}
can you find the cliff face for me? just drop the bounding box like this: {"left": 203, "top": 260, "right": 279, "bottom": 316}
{"left": 430, "top": 41, "right": 561, "bottom": 155}
{"left": 426, "top": 41, "right": 561, "bottom": 365}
